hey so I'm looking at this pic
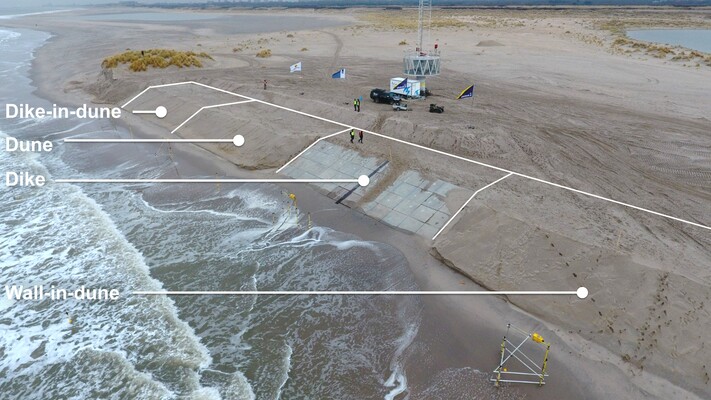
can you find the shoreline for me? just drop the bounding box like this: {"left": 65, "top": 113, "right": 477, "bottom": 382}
{"left": 3, "top": 6, "right": 710, "bottom": 399}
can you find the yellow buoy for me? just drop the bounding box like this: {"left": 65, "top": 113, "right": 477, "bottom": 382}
{"left": 532, "top": 333, "right": 545, "bottom": 343}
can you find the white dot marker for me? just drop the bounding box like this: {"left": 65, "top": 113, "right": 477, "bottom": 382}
{"left": 358, "top": 175, "right": 370, "bottom": 187}
{"left": 233, "top": 134, "right": 245, "bottom": 147}
{"left": 155, "top": 106, "right": 167, "bottom": 119}
{"left": 576, "top": 287, "right": 588, "bottom": 299}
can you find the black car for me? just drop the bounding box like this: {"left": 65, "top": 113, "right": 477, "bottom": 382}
{"left": 370, "top": 89, "right": 401, "bottom": 104}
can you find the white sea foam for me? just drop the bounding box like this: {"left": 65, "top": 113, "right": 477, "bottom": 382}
{"left": 384, "top": 322, "right": 420, "bottom": 400}
{"left": 0, "top": 9, "right": 74, "bottom": 20}
{"left": 0, "top": 138, "right": 225, "bottom": 398}
{"left": 0, "top": 29, "right": 21, "bottom": 42}
{"left": 275, "top": 343, "right": 293, "bottom": 399}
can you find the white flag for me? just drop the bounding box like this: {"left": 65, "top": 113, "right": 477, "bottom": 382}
{"left": 290, "top": 62, "right": 302, "bottom": 73}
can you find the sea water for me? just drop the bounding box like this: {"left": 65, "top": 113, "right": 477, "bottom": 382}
{"left": 627, "top": 29, "right": 711, "bottom": 53}
{"left": 0, "top": 20, "right": 421, "bottom": 400}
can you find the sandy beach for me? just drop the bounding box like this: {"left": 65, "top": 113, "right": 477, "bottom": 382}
{"left": 2, "top": 5, "right": 711, "bottom": 399}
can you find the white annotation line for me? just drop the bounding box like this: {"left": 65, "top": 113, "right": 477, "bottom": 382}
{"left": 64, "top": 138, "right": 235, "bottom": 143}
{"left": 132, "top": 289, "right": 585, "bottom": 297}
{"left": 171, "top": 100, "right": 255, "bottom": 134}
{"left": 122, "top": 81, "right": 711, "bottom": 232}
{"left": 121, "top": 82, "right": 198, "bottom": 108}
{"left": 54, "top": 178, "right": 361, "bottom": 184}
{"left": 276, "top": 128, "right": 353, "bottom": 173}
{"left": 432, "top": 173, "right": 513, "bottom": 241}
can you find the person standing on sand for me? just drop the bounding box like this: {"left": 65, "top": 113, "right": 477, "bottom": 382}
{"left": 353, "top": 98, "right": 358, "bottom": 112}
{"left": 349, "top": 129, "right": 355, "bottom": 143}
{"left": 356, "top": 98, "right": 361, "bottom": 112}
{"left": 263, "top": 79, "right": 267, "bottom": 90}
{"left": 358, "top": 130, "right": 363, "bottom": 143}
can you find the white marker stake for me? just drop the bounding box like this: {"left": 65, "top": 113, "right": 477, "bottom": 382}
{"left": 132, "top": 106, "right": 167, "bottom": 118}
{"left": 133, "top": 287, "right": 589, "bottom": 297}
{"left": 55, "top": 178, "right": 360, "bottom": 184}
{"left": 155, "top": 106, "right": 167, "bottom": 119}
{"left": 64, "top": 138, "right": 240, "bottom": 144}
{"left": 233, "top": 134, "right": 245, "bottom": 147}
{"left": 358, "top": 175, "right": 370, "bottom": 187}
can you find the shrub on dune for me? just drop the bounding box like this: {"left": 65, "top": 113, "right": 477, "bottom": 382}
{"left": 101, "top": 49, "right": 213, "bottom": 72}
{"left": 256, "top": 49, "right": 272, "bottom": 58}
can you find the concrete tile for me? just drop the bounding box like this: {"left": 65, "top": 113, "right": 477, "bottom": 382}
{"left": 341, "top": 163, "right": 360, "bottom": 176}
{"left": 331, "top": 187, "right": 348, "bottom": 199}
{"left": 438, "top": 201, "right": 453, "bottom": 213}
{"left": 410, "top": 190, "right": 432, "bottom": 204}
{"left": 371, "top": 191, "right": 390, "bottom": 205}
{"left": 378, "top": 192, "right": 405, "bottom": 209}
{"left": 368, "top": 203, "right": 391, "bottom": 219}
{"left": 361, "top": 201, "right": 376, "bottom": 212}
{"left": 301, "top": 171, "right": 320, "bottom": 180}
{"left": 361, "top": 158, "right": 379, "bottom": 169}
{"left": 423, "top": 194, "right": 445, "bottom": 210}
{"left": 416, "top": 178, "right": 431, "bottom": 189}
{"left": 299, "top": 158, "right": 320, "bottom": 172}
{"left": 412, "top": 204, "right": 437, "bottom": 223}
{"left": 402, "top": 171, "right": 426, "bottom": 188}
{"left": 318, "top": 169, "right": 339, "bottom": 179}
{"left": 394, "top": 199, "right": 419, "bottom": 215}
{"left": 347, "top": 191, "right": 363, "bottom": 203}
{"left": 417, "top": 224, "right": 438, "bottom": 239}
{"left": 398, "top": 216, "right": 424, "bottom": 233}
{"left": 428, "top": 211, "right": 451, "bottom": 228}
{"left": 319, "top": 183, "right": 339, "bottom": 193}
{"left": 391, "top": 182, "right": 419, "bottom": 198}
{"left": 401, "top": 170, "right": 419, "bottom": 181}
{"left": 383, "top": 210, "right": 408, "bottom": 227}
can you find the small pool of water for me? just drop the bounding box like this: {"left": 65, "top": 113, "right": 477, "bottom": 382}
{"left": 627, "top": 29, "right": 711, "bottom": 53}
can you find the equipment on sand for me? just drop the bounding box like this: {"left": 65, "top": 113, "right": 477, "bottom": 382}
{"left": 403, "top": 0, "right": 441, "bottom": 86}
{"left": 429, "top": 103, "right": 444, "bottom": 113}
{"left": 370, "top": 88, "right": 402, "bottom": 104}
{"left": 392, "top": 102, "right": 409, "bottom": 111}
{"left": 491, "top": 323, "right": 551, "bottom": 387}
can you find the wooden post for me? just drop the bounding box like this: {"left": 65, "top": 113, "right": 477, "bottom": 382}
{"left": 495, "top": 335, "right": 506, "bottom": 387}
{"left": 540, "top": 344, "right": 551, "bottom": 386}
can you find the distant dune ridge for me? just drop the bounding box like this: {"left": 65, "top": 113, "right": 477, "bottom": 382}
{"left": 477, "top": 40, "right": 504, "bottom": 46}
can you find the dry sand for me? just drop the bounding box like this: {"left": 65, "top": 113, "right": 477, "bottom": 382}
{"left": 4, "top": 6, "right": 711, "bottom": 399}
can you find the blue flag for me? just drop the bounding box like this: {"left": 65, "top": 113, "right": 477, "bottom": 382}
{"left": 457, "top": 85, "right": 474, "bottom": 99}
{"left": 331, "top": 68, "right": 346, "bottom": 79}
{"left": 393, "top": 78, "right": 408, "bottom": 91}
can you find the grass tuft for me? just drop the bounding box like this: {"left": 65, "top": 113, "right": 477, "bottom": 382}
{"left": 102, "top": 49, "right": 213, "bottom": 72}
{"left": 256, "top": 49, "right": 272, "bottom": 58}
